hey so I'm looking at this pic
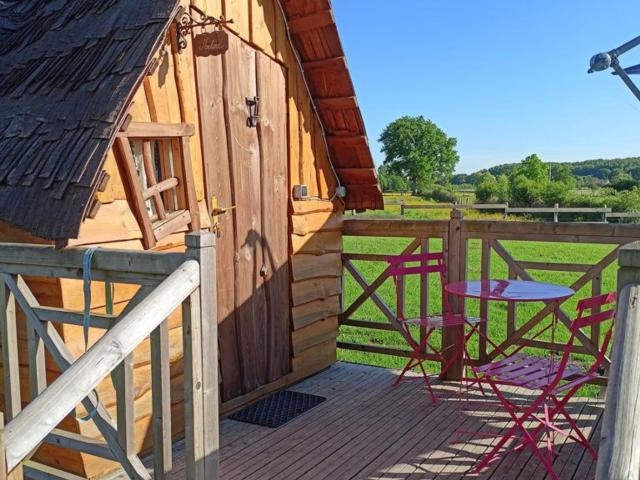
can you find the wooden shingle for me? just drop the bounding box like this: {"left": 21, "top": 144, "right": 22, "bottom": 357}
{"left": 0, "top": 0, "right": 180, "bottom": 240}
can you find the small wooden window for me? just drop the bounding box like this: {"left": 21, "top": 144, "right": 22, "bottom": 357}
{"left": 114, "top": 122, "right": 200, "bottom": 249}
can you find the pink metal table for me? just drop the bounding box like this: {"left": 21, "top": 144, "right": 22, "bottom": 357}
{"left": 444, "top": 279, "right": 575, "bottom": 361}
{"left": 444, "top": 279, "right": 575, "bottom": 304}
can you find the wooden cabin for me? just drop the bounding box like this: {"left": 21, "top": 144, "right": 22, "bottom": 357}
{"left": 0, "top": 0, "right": 382, "bottom": 477}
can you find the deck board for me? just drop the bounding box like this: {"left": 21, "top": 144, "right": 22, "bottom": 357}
{"left": 112, "top": 362, "right": 604, "bottom": 479}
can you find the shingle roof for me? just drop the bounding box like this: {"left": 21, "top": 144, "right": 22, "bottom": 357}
{"left": 0, "top": 0, "right": 179, "bottom": 240}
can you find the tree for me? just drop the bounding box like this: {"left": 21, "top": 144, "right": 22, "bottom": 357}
{"left": 550, "top": 164, "right": 574, "bottom": 184}
{"left": 515, "top": 154, "right": 549, "bottom": 183}
{"left": 509, "top": 174, "right": 544, "bottom": 206}
{"left": 475, "top": 172, "right": 498, "bottom": 203}
{"left": 379, "top": 116, "right": 459, "bottom": 194}
{"left": 378, "top": 165, "right": 409, "bottom": 193}
{"left": 476, "top": 172, "right": 511, "bottom": 203}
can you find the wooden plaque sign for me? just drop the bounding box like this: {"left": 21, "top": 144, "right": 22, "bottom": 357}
{"left": 193, "top": 30, "right": 229, "bottom": 57}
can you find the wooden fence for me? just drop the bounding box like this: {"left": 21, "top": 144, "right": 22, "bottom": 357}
{"left": 340, "top": 212, "right": 640, "bottom": 382}
{"left": 391, "top": 201, "right": 640, "bottom": 223}
{"left": 0, "top": 232, "right": 218, "bottom": 480}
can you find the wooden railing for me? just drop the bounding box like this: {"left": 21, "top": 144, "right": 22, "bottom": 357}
{"left": 0, "top": 232, "right": 218, "bottom": 480}
{"left": 596, "top": 242, "right": 640, "bottom": 480}
{"left": 340, "top": 212, "right": 640, "bottom": 382}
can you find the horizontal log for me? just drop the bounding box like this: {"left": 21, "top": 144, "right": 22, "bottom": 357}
{"left": 292, "top": 253, "right": 342, "bottom": 281}
{"left": 291, "top": 339, "right": 337, "bottom": 373}
{"left": 292, "top": 277, "right": 342, "bottom": 307}
{"left": 343, "top": 218, "right": 449, "bottom": 237}
{"left": 291, "top": 211, "right": 343, "bottom": 236}
{"left": 292, "top": 296, "right": 341, "bottom": 330}
{"left": 291, "top": 317, "right": 339, "bottom": 356}
{"left": 121, "top": 122, "right": 195, "bottom": 138}
{"left": 291, "top": 231, "right": 342, "bottom": 255}
{"left": 291, "top": 199, "right": 337, "bottom": 215}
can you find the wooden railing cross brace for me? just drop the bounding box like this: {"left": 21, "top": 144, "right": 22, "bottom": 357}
{"left": 3, "top": 274, "right": 150, "bottom": 480}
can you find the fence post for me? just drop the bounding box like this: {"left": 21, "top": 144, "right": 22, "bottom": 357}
{"left": 443, "top": 209, "right": 465, "bottom": 380}
{"left": 553, "top": 203, "right": 559, "bottom": 223}
{"left": 400, "top": 200, "right": 405, "bottom": 217}
{"left": 603, "top": 204, "right": 608, "bottom": 223}
{"left": 596, "top": 241, "right": 640, "bottom": 479}
{"left": 184, "top": 232, "right": 219, "bottom": 480}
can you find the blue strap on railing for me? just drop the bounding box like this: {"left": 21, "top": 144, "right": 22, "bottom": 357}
{"left": 82, "top": 247, "right": 100, "bottom": 351}
{"left": 78, "top": 247, "right": 100, "bottom": 422}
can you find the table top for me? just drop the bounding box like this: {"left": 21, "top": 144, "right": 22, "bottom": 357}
{"left": 444, "top": 279, "right": 575, "bottom": 303}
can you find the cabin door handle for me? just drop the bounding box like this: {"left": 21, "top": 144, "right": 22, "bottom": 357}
{"left": 246, "top": 96, "right": 260, "bottom": 127}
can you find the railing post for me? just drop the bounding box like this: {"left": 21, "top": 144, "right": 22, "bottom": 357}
{"left": 184, "top": 232, "right": 219, "bottom": 480}
{"left": 443, "top": 209, "right": 465, "bottom": 380}
{"left": 0, "top": 284, "right": 21, "bottom": 421}
{"left": 596, "top": 241, "right": 640, "bottom": 480}
{"left": 553, "top": 203, "right": 559, "bottom": 223}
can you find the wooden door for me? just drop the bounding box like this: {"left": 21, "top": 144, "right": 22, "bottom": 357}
{"left": 196, "top": 33, "right": 290, "bottom": 401}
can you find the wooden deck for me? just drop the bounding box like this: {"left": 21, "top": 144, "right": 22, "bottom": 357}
{"left": 123, "top": 362, "right": 604, "bottom": 479}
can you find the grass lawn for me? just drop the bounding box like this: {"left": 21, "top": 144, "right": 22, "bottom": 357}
{"left": 339, "top": 197, "right": 618, "bottom": 396}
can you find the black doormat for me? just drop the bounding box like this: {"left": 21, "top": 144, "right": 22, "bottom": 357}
{"left": 229, "top": 390, "right": 326, "bottom": 428}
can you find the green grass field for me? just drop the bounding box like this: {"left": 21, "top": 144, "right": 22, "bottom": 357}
{"left": 338, "top": 196, "right": 617, "bottom": 396}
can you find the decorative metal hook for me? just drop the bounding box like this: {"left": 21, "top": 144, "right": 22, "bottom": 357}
{"left": 175, "top": 5, "right": 233, "bottom": 52}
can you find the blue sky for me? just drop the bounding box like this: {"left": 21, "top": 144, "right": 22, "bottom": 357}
{"left": 332, "top": 1, "right": 640, "bottom": 174}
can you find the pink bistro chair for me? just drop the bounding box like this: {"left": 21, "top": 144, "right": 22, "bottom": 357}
{"left": 386, "top": 251, "right": 486, "bottom": 404}
{"left": 472, "top": 292, "right": 617, "bottom": 480}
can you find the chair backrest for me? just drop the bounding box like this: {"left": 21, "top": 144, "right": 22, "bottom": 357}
{"left": 552, "top": 291, "right": 617, "bottom": 388}
{"left": 386, "top": 251, "right": 447, "bottom": 320}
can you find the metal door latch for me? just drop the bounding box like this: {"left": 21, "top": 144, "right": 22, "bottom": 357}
{"left": 246, "top": 96, "right": 260, "bottom": 127}
{"left": 210, "top": 195, "right": 235, "bottom": 237}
